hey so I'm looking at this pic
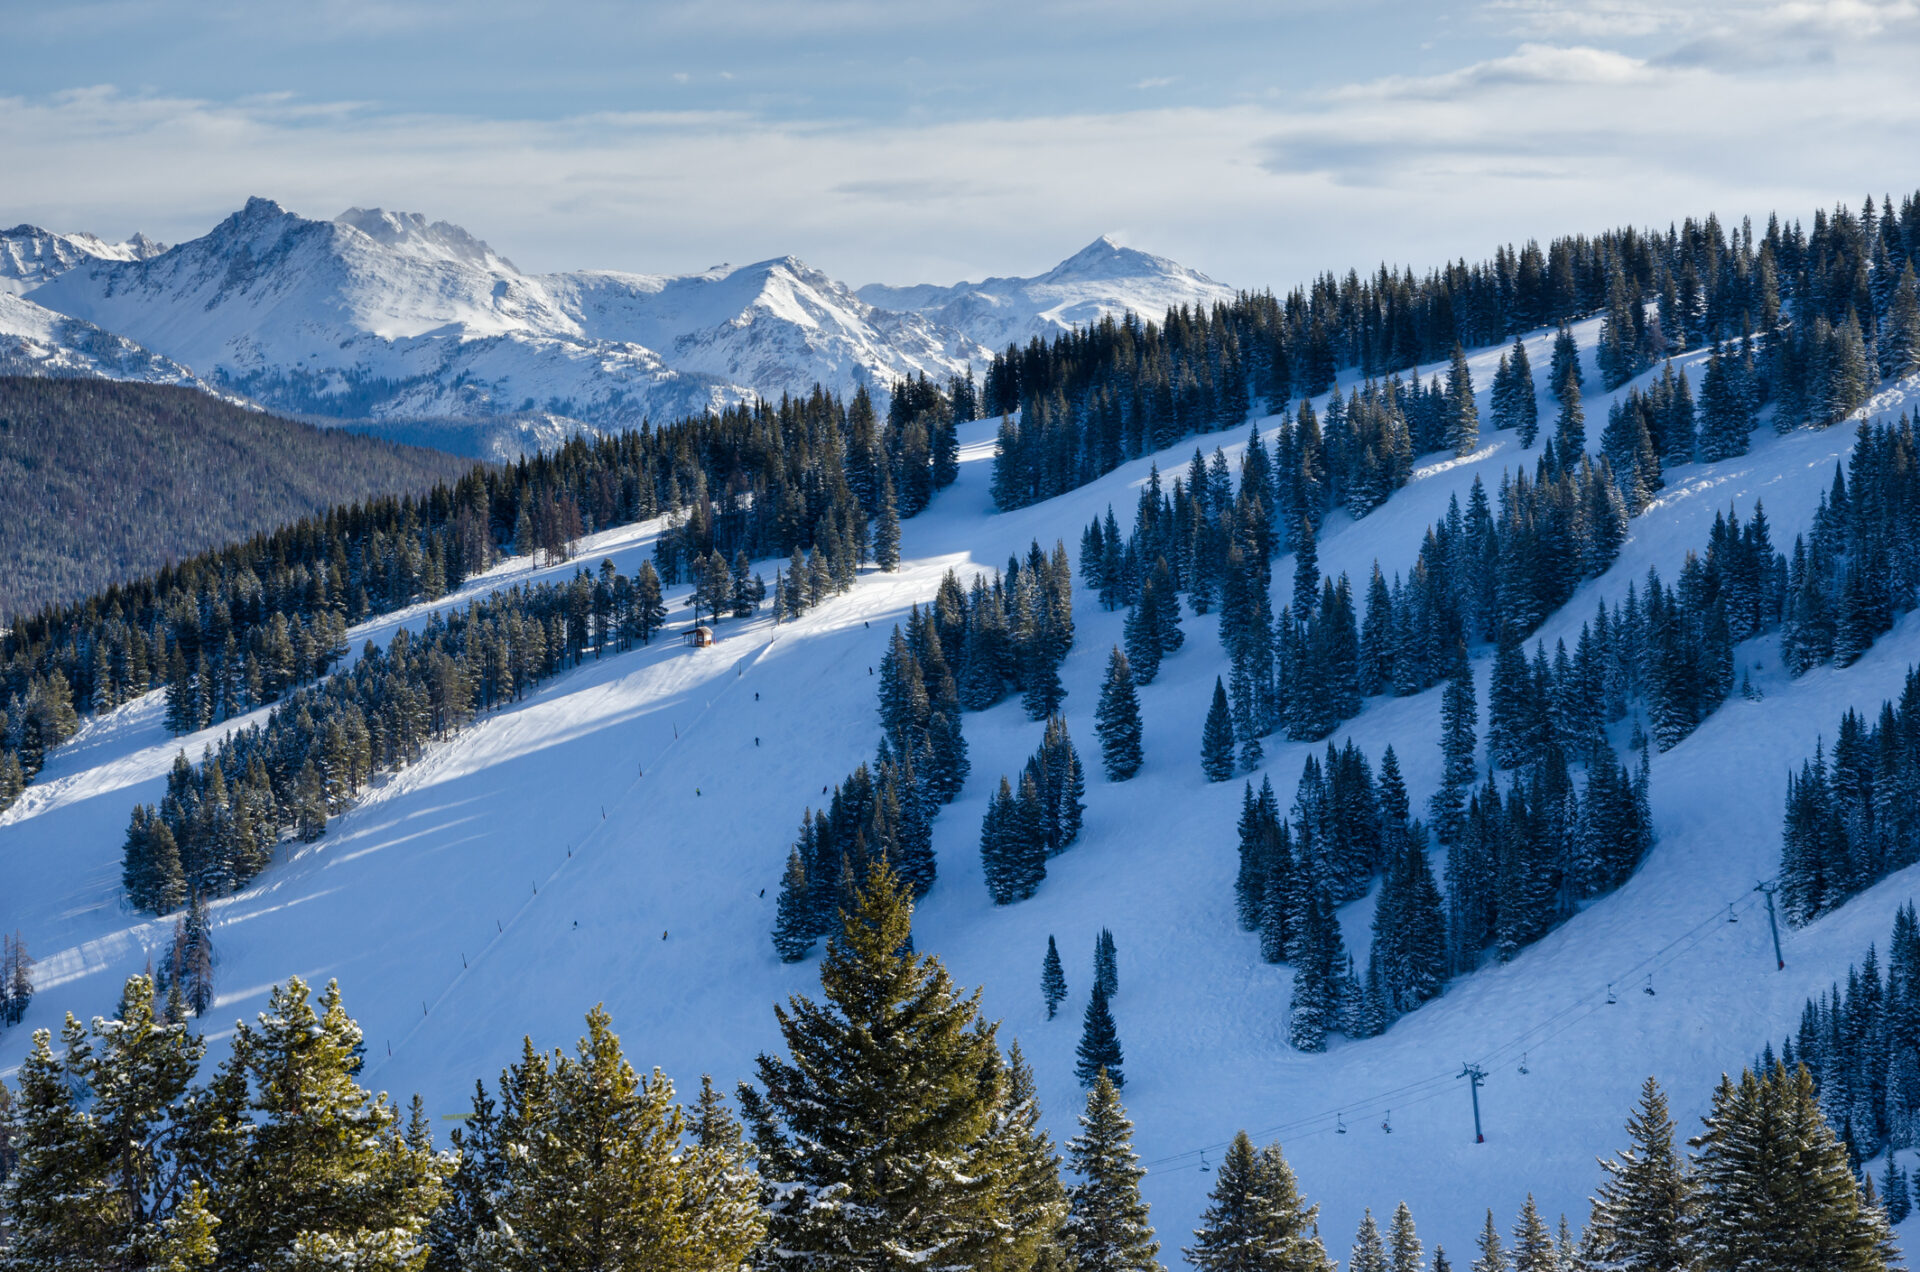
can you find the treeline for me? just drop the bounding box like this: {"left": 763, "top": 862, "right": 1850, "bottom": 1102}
{"left": 1775, "top": 417, "right": 1920, "bottom": 921}
{"left": 0, "top": 377, "right": 474, "bottom": 622}
{"left": 986, "top": 191, "right": 1920, "bottom": 511}
{"left": 0, "top": 863, "right": 1899, "bottom": 1271}
{"left": 1766, "top": 902, "right": 1920, "bottom": 1181}
{"left": 1232, "top": 727, "right": 1652, "bottom": 1052}
{"left": 771, "top": 542, "right": 1076, "bottom": 957}
{"left": 121, "top": 557, "right": 682, "bottom": 911}
{"left": 2, "top": 374, "right": 967, "bottom": 817}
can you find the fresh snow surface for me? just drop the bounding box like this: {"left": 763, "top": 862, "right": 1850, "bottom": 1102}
{"left": 8, "top": 315, "right": 1920, "bottom": 1259}
{"left": 857, "top": 235, "right": 1239, "bottom": 353}
{"left": 0, "top": 290, "right": 204, "bottom": 387}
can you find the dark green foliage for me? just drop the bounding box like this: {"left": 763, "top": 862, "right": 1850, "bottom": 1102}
{"left": 1095, "top": 928, "right": 1119, "bottom": 998}
{"left": 0, "top": 378, "right": 472, "bottom": 623}
{"left": 1075, "top": 982, "right": 1125, "bottom": 1088}
{"left": 742, "top": 858, "right": 1067, "bottom": 1270}
{"left": 1064, "top": 1071, "right": 1158, "bottom": 1272}
{"left": 1183, "top": 1131, "right": 1334, "bottom": 1272}
{"left": 1202, "top": 677, "right": 1236, "bottom": 782}
{"left": 1688, "top": 1065, "right": 1895, "bottom": 1271}
{"left": 1581, "top": 1076, "right": 1690, "bottom": 1272}
{"left": 1095, "top": 646, "right": 1144, "bottom": 781}
{"left": 1043, "top": 935, "right": 1068, "bottom": 1019}
{"left": 1446, "top": 344, "right": 1479, "bottom": 457}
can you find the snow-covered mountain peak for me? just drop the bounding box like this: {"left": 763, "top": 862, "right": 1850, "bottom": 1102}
{"left": 1045, "top": 234, "right": 1216, "bottom": 289}
{"left": 0, "top": 223, "right": 170, "bottom": 295}
{"left": 334, "top": 207, "right": 518, "bottom": 273}
{"left": 856, "top": 236, "right": 1239, "bottom": 353}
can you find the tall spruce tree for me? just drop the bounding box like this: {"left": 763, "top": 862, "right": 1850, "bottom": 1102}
{"left": 1076, "top": 982, "right": 1125, "bottom": 1089}
{"left": 1687, "top": 1064, "right": 1895, "bottom": 1271}
{"left": 1471, "top": 1210, "right": 1508, "bottom": 1272}
{"left": 1582, "top": 1075, "right": 1690, "bottom": 1272}
{"left": 1096, "top": 927, "right": 1120, "bottom": 997}
{"left": 1388, "top": 1202, "right": 1423, "bottom": 1272}
{"left": 1349, "top": 1210, "right": 1388, "bottom": 1272}
{"left": 1554, "top": 365, "right": 1586, "bottom": 458}
{"left": 1183, "top": 1131, "right": 1334, "bottom": 1272}
{"left": 740, "top": 858, "right": 1055, "bottom": 1271}
{"left": 1447, "top": 345, "right": 1479, "bottom": 458}
{"left": 1509, "top": 1197, "right": 1555, "bottom": 1272}
{"left": 1044, "top": 935, "right": 1068, "bottom": 1020}
{"left": 1065, "top": 1071, "right": 1161, "bottom": 1272}
{"left": 1203, "top": 677, "right": 1237, "bottom": 782}
{"left": 1430, "top": 652, "right": 1477, "bottom": 845}
{"left": 1096, "top": 646, "right": 1145, "bottom": 781}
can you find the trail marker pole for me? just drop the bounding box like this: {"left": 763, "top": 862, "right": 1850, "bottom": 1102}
{"left": 1459, "top": 1063, "right": 1487, "bottom": 1143}
{"left": 1756, "top": 881, "right": 1785, "bottom": 970}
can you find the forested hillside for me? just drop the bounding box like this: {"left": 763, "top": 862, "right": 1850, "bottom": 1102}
{"left": 0, "top": 378, "right": 473, "bottom": 620}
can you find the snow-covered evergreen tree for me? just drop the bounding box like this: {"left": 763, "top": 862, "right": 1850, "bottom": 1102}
{"left": 1183, "top": 1131, "right": 1334, "bottom": 1272}
{"left": 1581, "top": 1075, "right": 1690, "bottom": 1272}
{"left": 1096, "top": 646, "right": 1145, "bottom": 781}
{"left": 1065, "top": 1071, "right": 1161, "bottom": 1272}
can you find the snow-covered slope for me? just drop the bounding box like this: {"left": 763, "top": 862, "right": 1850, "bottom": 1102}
{"left": 10, "top": 321, "right": 1916, "bottom": 1258}
{"left": 858, "top": 234, "right": 1240, "bottom": 353}
{"left": 0, "top": 290, "right": 203, "bottom": 386}
{"left": 0, "top": 224, "right": 166, "bottom": 295}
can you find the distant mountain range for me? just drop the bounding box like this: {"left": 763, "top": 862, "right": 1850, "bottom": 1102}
{"left": 0, "top": 201, "right": 1237, "bottom": 457}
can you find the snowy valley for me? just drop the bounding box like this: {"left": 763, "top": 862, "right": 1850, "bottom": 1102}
{"left": 8, "top": 287, "right": 1920, "bottom": 1261}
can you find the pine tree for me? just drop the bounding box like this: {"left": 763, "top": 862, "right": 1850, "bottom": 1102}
{"left": 1388, "top": 1202, "right": 1423, "bottom": 1272}
{"left": 1203, "top": 677, "right": 1237, "bottom": 782}
{"left": 155, "top": 1182, "right": 220, "bottom": 1272}
{"left": 1183, "top": 1131, "right": 1334, "bottom": 1272}
{"left": 1126, "top": 576, "right": 1164, "bottom": 685}
{"left": 1096, "top": 646, "right": 1145, "bottom": 781}
{"left": 1430, "top": 653, "right": 1477, "bottom": 845}
{"left": 195, "top": 977, "right": 452, "bottom": 1269}
{"left": 741, "top": 858, "right": 1045, "bottom": 1271}
{"left": 1509, "top": 1197, "right": 1554, "bottom": 1272}
{"left": 874, "top": 469, "right": 902, "bottom": 571}
{"left": 477, "top": 1007, "right": 764, "bottom": 1272}
{"left": 1885, "top": 263, "right": 1920, "bottom": 380}
{"left": 994, "top": 1043, "right": 1075, "bottom": 1272}
{"left": 772, "top": 847, "right": 816, "bottom": 962}
{"left": 1350, "top": 1210, "right": 1388, "bottom": 1272}
{"left": 1472, "top": 1210, "right": 1508, "bottom": 1272}
{"left": 1687, "top": 1064, "right": 1895, "bottom": 1270}
{"left": 427, "top": 1080, "right": 504, "bottom": 1272}
{"left": 1882, "top": 1154, "right": 1911, "bottom": 1225}
{"left": 1507, "top": 337, "right": 1540, "bottom": 447}
{"left": 1554, "top": 365, "right": 1586, "bottom": 458}
{"left": 1, "top": 975, "right": 205, "bottom": 1270}
{"left": 1096, "top": 927, "right": 1120, "bottom": 997}
{"left": 1076, "top": 982, "right": 1125, "bottom": 1088}
{"left": 1447, "top": 344, "right": 1479, "bottom": 458}
{"left": 1065, "top": 1071, "right": 1161, "bottom": 1272}
{"left": 1044, "top": 935, "right": 1068, "bottom": 1019}
{"left": 1582, "top": 1075, "right": 1690, "bottom": 1272}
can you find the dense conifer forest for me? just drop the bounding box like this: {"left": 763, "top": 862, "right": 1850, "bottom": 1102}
{"left": 0, "top": 378, "right": 475, "bottom": 622}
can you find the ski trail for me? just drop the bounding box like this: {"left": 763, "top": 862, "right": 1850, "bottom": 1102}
{"left": 367, "top": 630, "right": 779, "bottom": 1078}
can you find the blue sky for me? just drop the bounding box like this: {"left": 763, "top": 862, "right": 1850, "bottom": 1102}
{"left": 5, "top": 0, "right": 1918, "bottom": 288}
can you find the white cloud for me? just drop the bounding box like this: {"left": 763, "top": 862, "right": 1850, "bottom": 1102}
{"left": 3, "top": 19, "right": 1917, "bottom": 292}
{"left": 1337, "top": 43, "right": 1652, "bottom": 100}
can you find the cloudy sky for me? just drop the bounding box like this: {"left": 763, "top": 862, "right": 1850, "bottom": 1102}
{"left": 4, "top": 0, "right": 1917, "bottom": 290}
